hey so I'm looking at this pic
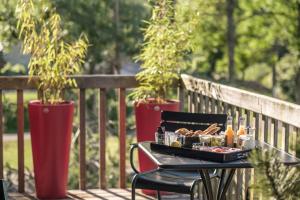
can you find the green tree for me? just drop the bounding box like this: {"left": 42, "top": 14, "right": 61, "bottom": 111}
{"left": 53, "top": 0, "right": 150, "bottom": 74}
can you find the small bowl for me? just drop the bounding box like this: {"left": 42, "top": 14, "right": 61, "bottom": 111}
{"left": 178, "top": 136, "right": 200, "bottom": 148}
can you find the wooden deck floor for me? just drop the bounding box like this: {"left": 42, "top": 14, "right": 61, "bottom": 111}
{"left": 8, "top": 189, "right": 191, "bottom": 200}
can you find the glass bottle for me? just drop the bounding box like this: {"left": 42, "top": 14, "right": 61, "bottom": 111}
{"left": 155, "top": 126, "right": 165, "bottom": 144}
{"left": 225, "top": 116, "right": 234, "bottom": 147}
{"left": 237, "top": 116, "right": 246, "bottom": 136}
{"left": 237, "top": 116, "right": 246, "bottom": 148}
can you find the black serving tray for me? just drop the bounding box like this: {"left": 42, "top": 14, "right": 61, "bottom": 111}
{"left": 150, "top": 142, "right": 253, "bottom": 163}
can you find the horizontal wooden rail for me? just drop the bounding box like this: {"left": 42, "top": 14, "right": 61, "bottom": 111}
{"left": 181, "top": 74, "right": 300, "bottom": 128}
{"left": 0, "top": 75, "right": 138, "bottom": 89}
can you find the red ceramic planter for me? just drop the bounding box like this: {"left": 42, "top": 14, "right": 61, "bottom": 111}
{"left": 134, "top": 99, "right": 179, "bottom": 195}
{"left": 28, "top": 100, "right": 74, "bottom": 199}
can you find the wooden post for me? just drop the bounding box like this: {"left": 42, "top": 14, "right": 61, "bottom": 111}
{"left": 273, "top": 120, "right": 279, "bottom": 147}
{"left": 118, "top": 88, "right": 126, "bottom": 188}
{"left": 17, "top": 90, "right": 24, "bottom": 193}
{"left": 284, "top": 123, "right": 290, "bottom": 153}
{"left": 99, "top": 88, "right": 107, "bottom": 189}
{"left": 0, "top": 90, "right": 3, "bottom": 179}
{"left": 79, "top": 89, "right": 86, "bottom": 190}
{"left": 178, "top": 82, "right": 185, "bottom": 112}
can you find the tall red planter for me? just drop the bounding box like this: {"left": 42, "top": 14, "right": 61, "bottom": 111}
{"left": 134, "top": 99, "right": 179, "bottom": 195}
{"left": 28, "top": 101, "right": 74, "bottom": 199}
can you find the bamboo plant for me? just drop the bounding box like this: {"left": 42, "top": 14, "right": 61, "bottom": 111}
{"left": 130, "top": 0, "right": 189, "bottom": 103}
{"left": 16, "top": 0, "right": 88, "bottom": 104}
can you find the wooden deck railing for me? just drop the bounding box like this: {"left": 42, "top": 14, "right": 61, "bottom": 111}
{"left": 0, "top": 75, "right": 138, "bottom": 192}
{"left": 0, "top": 74, "right": 299, "bottom": 199}
{"left": 180, "top": 74, "right": 300, "bottom": 200}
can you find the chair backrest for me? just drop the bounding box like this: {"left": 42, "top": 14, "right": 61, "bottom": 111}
{"left": 160, "top": 111, "right": 227, "bottom": 132}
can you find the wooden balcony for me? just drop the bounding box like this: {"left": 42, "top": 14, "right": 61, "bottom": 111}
{"left": 0, "top": 74, "right": 299, "bottom": 200}
{"left": 9, "top": 189, "right": 192, "bottom": 200}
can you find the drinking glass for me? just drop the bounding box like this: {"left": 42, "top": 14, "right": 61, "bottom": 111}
{"left": 155, "top": 132, "right": 165, "bottom": 144}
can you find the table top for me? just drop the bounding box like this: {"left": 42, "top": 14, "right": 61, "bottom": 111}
{"left": 138, "top": 141, "right": 300, "bottom": 170}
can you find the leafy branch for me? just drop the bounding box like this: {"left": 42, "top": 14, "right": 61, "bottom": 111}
{"left": 16, "top": 0, "right": 88, "bottom": 104}
{"left": 130, "top": 0, "right": 189, "bottom": 103}
{"left": 249, "top": 149, "right": 300, "bottom": 200}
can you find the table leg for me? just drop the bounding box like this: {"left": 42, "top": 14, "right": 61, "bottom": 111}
{"left": 217, "top": 169, "right": 226, "bottom": 200}
{"left": 199, "top": 169, "right": 214, "bottom": 200}
{"left": 219, "top": 169, "right": 236, "bottom": 200}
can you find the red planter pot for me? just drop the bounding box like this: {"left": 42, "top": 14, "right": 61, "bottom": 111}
{"left": 134, "top": 99, "right": 179, "bottom": 195}
{"left": 28, "top": 101, "right": 74, "bottom": 199}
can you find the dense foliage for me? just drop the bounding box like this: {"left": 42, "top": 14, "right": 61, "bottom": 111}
{"left": 16, "top": 0, "right": 88, "bottom": 104}
{"left": 130, "top": 0, "right": 189, "bottom": 103}
{"left": 250, "top": 149, "right": 300, "bottom": 200}
{"left": 177, "top": 0, "right": 300, "bottom": 103}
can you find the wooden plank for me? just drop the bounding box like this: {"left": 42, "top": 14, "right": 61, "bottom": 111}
{"left": 9, "top": 189, "right": 196, "bottom": 200}
{"left": 205, "top": 96, "right": 209, "bottom": 114}
{"left": 191, "top": 92, "right": 195, "bottom": 113}
{"left": 245, "top": 110, "right": 250, "bottom": 127}
{"left": 263, "top": 116, "right": 269, "bottom": 143}
{"left": 181, "top": 74, "right": 300, "bottom": 127}
{"left": 255, "top": 113, "right": 260, "bottom": 140}
{"left": 211, "top": 98, "right": 216, "bottom": 114}
{"left": 188, "top": 91, "right": 192, "bottom": 113}
{"left": 0, "top": 90, "right": 3, "bottom": 179}
{"left": 224, "top": 103, "right": 228, "bottom": 115}
{"left": 230, "top": 105, "right": 236, "bottom": 130}
{"left": 118, "top": 88, "right": 126, "bottom": 189}
{"left": 296, "top": 128, "right": 300, "bottom": 158}
{"left": 217, "top": 101, "right": 222, "bottom": 114}
{"left": 284, "top": 123, "right": 290, "bottom": 153}
{"left": 17, "top": 90, "right": 24, "bottom": 193}
{"left": 273, "top": 120, "right": 279, "bottom": 148}
{"left": 236, "top": 108, "right": 243, "bottom": 200}
{"left": 177, "top": 82, "right": 185, "bottom": 112}
{"left": 199, "top": 93, "right": 204, "bottom": 113}
{"left": 79, "top": 89, "right": 86, "bottom": 190}
{"left": 99, "top": 88, "right": 107, "bottom": 189}
{"left": 193, "top": 92, "right": 198, "bottom": 113}
{"left": 0, "top": 75, "right": 139, "bottom": 89}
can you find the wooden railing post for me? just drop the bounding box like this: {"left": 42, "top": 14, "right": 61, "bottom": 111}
{"left": 178, "top": 82, "right": 185, "bottom": 112}
{"left": 17, "top": 90, "right": 24, "bottom": 193}
{"left": 118, "top": 88, "right": 126, "bottom": 188}
{"left": 0, "top": 90, "right": 3, "bottom": 179}
{"left": 79, "top": 89, "right": 86, "bottom": 190}
{"left": 99, "top": 88, "right": 107, "bottom": 189}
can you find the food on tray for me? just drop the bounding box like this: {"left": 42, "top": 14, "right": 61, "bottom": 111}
{"left": 175, "top": 128, "right": 189, "bottom": 135}
{"left": 211, "top": 135, "right": 224, "bottom": 146}
{"left": 171, "top": 141, "right": 181, "bottom": 148}
{"left": 175, "top": 123, "right": 221, "bottom": 137}
{"left": 201, "top": 146, "right": 240, "bottom": 153}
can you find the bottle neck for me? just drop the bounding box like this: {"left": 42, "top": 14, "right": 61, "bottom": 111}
{"left": 227, "top": 125, "right": 233, "bottom": 131}
{"left": 239, "top": 125, "right": 245, "bottom": 129}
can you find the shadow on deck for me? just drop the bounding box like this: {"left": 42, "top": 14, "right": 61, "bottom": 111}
{"left": 8, "top": 189, "right": 191, "bottom": 200}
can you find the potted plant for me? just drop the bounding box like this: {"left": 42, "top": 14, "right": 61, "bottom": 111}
{"left": 130, "top": 0, "right": 189, "bottom": 194}
{"left": 16, "top": 0, "right": 88, "bottom": 199}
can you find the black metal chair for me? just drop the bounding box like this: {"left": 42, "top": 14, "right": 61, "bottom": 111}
{"left": 130, "top": 111, "right": 227, "bottom": 200}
